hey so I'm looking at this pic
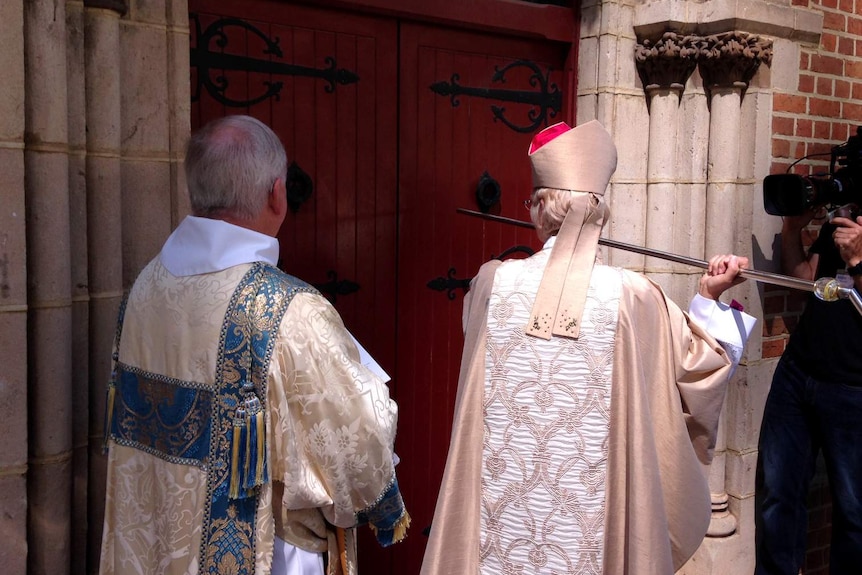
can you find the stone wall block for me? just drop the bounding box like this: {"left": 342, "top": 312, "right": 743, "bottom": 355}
{"left": 670, "top": 273, "right": 701, "bottom": 307}
{"left": 121, "top": 159, "right": 172, "bottom": 280}
{"left": 579, "top": 2, "right": 601, "bottom": 40}
{"left": 726, "top": 359, "right": 775, "bottom": 453}
{"left": 729, "top": 494, "right": 756, "bottom": 545}
{"left": 675, "top": 181, "right": 707, "bottom": 256}
{"left": 599, "top": 0, "right": 624, "bottom": 37}
{"left": 120, "top": 22, "right": 170, "bottom": 154}
{"left": 167, "top": 25, "right": 190, "bottom": 158}
{"left": 612, "top": 94, "right": 650, "bottom": 181}
{"left": 576, "top": 94, "right": 598, "bottom": 126}
{"left": 0, "top": 474, "right": 27, "bottom": 575}
{"left": 725, "top": 448, "right": 759, "bottom": 500}
{"left": 24, "top": 0, "right": 69, "bottom": 144}
{"left": 87, "top": 156, "right": 123, "bottom": 292}
{"left": 792, "top": 7, "right": 824, "bottom": 44}
{"left": 597, "top": 34, "right": 620, "bottom": 89}
{"left": 24, "top": 151, "right": 71, "bottom": 301}
{"left": 577, "top": 36, "right": 599, "bottom": 92}
{"left": 27, "top": 457, "right": 72, "bottom": 575}
{"left": 769, "top": 38, "right": 801, "bottom": 94}
{"left": 646, "top": 183, "right": 676, "bottom": 269}
{"left": 634, "top": 0, "right": 820, "bottom": 43}
{"left": 607, "top": 182, "right": 646, "bottom": 271}
{"left": 0, "top": 309, "right": 28, "bottom": 468}
{"left": 130, "top": 0, "right": 167, "bottom": 25}
{"left": 85, "top": 10, "right": 122, "bottom": 152}
{"left": 633, "top": 0, "right": 692, "bottom": 38}
{"left": 166, "top": 0, "right": 189, "bottom": 28}
{"left": 1, "top": 148, "right": 27, "bottom": 305}
{"left": 67, "top": 2, "right": 87, "bottom": 151}
{"left": 0, "top": 1, "right": 25, "bottom": 141}
{"left": 677, "top": 93, "right": 709, "bottom": 182}
{"left": 28, "top": 307, "right": 73, "bottom": 458}
{"left": 647, "top": 94, "right": 678, "bottom": 179}
{"left": 616, "top": 34, "right": 638, "bottom": 89}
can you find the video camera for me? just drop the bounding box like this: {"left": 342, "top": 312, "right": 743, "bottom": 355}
{"left": 763, "top": 126, "right": 862, "bottom": 220}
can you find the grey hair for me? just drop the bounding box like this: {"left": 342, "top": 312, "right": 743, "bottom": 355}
{"left": 185, "top": 115, "right": 288, "bottom": 221}
{"left": 529, "top": 187, "right": 607, "bottom": 236}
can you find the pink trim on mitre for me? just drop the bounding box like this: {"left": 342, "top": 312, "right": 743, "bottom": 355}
{"left": 529, "top": 122, "right": 572, "bottom": 154}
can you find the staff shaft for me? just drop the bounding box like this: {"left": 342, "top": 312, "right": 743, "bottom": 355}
{"left": 456, "top": 208, "right": 815, "bottom": 293}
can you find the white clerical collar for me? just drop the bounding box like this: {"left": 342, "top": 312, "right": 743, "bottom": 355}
{"left": 160, "top": 215, "right": 280, "bottom": 276}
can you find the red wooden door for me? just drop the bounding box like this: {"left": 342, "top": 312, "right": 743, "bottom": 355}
{"left": 189, "top": 2, "right": 572, "bottom": 572}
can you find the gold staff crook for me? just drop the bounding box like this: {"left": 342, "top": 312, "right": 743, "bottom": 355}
{"left": 456, "top": 207, "right": 862, "bottom": 315}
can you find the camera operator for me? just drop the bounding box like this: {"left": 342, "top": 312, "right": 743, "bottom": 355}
{"left": 755, "top": 207, "right": 862, "bottom": 574}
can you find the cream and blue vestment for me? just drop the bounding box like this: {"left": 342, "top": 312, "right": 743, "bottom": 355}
{"left": 100, "top": 216, "right": 408, "bottom": 575}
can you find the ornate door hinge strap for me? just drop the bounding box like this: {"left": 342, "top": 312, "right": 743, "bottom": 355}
{"left": 190, "top": 15, "right": 360, "bottom": 107}
{"left": 430, "top": 60, "right": 561, "bottom": 133}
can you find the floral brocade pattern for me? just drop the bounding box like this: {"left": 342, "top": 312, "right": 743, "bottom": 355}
{"left": 480, "top": 252, "right": 622, "bottom": 575}
{"left": 266, "top": 290, "right": 401, "bottom": 534}
{"left": 101, "top": 259, "right": 402, "bottom": 575}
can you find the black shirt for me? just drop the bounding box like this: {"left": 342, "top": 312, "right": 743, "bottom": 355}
{"left": 785, "top": 222, "right": 862, "bottom": 385}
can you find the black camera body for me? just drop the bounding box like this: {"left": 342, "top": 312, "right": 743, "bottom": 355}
{"left": 763, "top": 127, "right": 862, "bottom": 219}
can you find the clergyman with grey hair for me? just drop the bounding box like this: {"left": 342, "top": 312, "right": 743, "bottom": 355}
{"left": 99, "top": 115, "right": 409, "bottom": 575}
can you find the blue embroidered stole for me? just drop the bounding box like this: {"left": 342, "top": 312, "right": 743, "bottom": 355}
{"left": 105, "top": 262, "right": 317, "bottom": 574}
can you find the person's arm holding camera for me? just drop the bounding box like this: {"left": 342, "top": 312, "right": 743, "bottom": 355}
{"left": 780, "top": 210, "right": 820, "bottom": 281}
{"left": 831, "top": 215, "right": 862, "bottom": 291}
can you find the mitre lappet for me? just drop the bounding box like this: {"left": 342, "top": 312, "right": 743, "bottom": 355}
{"left": 525, "top": 119, "right": 618, "bottom": 340}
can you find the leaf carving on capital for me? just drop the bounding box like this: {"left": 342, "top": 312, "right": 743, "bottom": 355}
{"left": 635, "top": 32, "right": 699, "bottom": 92}
{"left": 696, "top": 31, "right": 773, "bottom": 89}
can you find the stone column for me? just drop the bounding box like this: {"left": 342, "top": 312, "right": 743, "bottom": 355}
{"left": 66, "top": 2, "right": 90, "bottom": 573}
{"left": 83, "top": 2, "right": 127, "bottom": 571}
{"left": 0, "top": 2, "right": 28, "bottom": 574}
{"left": 635, "top": 32, "right": 699, "bottom": 295}
{"left": 24, "top": 1, "right": 73, "bottom": 573}
{"left": 697, "top": 30, "right": 772, "bottom": 539}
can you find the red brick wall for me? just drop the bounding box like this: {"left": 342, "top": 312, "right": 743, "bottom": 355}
{"left": 768, "top": 1, "right": 862, "bottom": 571}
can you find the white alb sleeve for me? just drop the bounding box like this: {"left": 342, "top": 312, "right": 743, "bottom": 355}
{"left": 688, "top": 294, "right": 757, "bottom": 371}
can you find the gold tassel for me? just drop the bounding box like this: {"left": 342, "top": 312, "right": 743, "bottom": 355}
{"left": 368, "top": 510, "right": 411, "bottom": 545}
{"left": 254, "top": 410, "right": 266, "bottom": 484}
{"left": 229, "top": 417, "right": 243, "bottom": 499}
{"left": 103, "top": 384, "right": 116, "bottom": 453}
{"left": 390, "top": 510, "right": 411, "bottom": 544}
{"left": 243, "top": 410, "right": 252, "bottom": 490}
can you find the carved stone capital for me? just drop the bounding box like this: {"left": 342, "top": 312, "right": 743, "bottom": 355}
{"left": 635, "top": 32, "right": 699, "bottom": 92}
{"left": 83, "top": 0, "right": 128, "bottom": 16}
{"left": 696, "top": 31, "right": 773, "bottom": 90}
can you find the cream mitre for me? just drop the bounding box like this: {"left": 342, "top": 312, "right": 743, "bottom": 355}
{"left": 525, "top": 120, "right": 618, "bottom": 340}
